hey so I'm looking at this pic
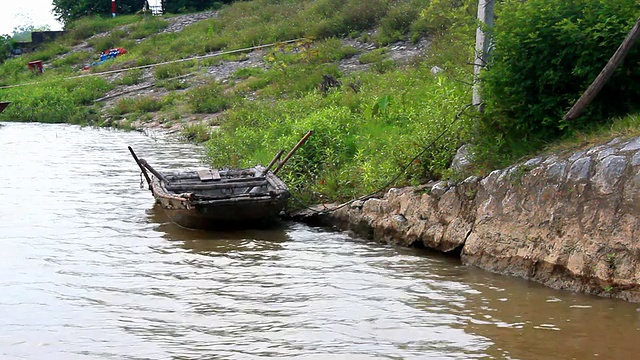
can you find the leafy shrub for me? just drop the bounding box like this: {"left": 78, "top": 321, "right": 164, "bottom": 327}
{"left": 111, "top": 96, "right": 163, "bottom": 115}
{"left": 483, "top": 0, "right": 640, "bottom": 143}
{"left": 185, "top": 82, "right": 231, "bottom": 113}
{"left": 128, "top": 18, "right": 169, "bottom": 39}
{"left": 313, "top": 38, "right": 361, "bottom": 63}
{"left": 260, "top": 63, "right": 341, "bottom": 98}
{"left": 182, "top": 123, "right": 212, "bottom": 142}
{"left": 340, "top": 0, "right": 388, "bottom": 34}
{"left": 204, "top": 65, "right": 470, "bottom": 203}
{"left": 0, "top": 35, "right": 14, "bottom": 63}
{"left": 117, "top": 69, "right": 144, "bottom": 85}
{"left": 25, "top": 43, "right": 71, "bottom": 62}
{"left": 233, "top": 67, "right": 266, "bottom": 79}
{"left": 0, "top": 77, "right": 111, "bottom": 124}
{"left": 65, "top": 15, "right": 137, "bottom": 41}
{"left": 87, "top": 30, "right": 128, "bottom": 52}
{"left": 359, "top": 48, "right": 387, "bottom": 64}
{"left": 372, "top": 59, "right": 396, "bottom": 74}
{"left": 359, "top": 49, "right": 396, "bottom": 74}
{"left": 51, "top": 50, "right": 94, "bottom": 68}
{"left": 374, "top": 0, "right": 424, "bottom": 44}
{"left": 154, "top": 62, "right": 194, "bottom": 80}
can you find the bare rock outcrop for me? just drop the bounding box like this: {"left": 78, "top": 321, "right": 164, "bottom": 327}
{"left": 295, "top": 136, "right": 640, "bottom": 302}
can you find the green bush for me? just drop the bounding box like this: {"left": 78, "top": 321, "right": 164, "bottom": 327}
{"left": 186, "top": 81, "right": 231, "bottom": 113}
{"left": 153, "top": 61, "right": 194, "bottom": 80}
{"left": 182, "top": 122, "right": 212, "bottom": 142}
{"left": 0, "top": 35, "right": 14, "bottom": 63}
{"left": 374, "top": 0, "right": 424, "bottom": 44}
{"left": 128, "top": 18, "right": 169, "bottom": 39}
{"left": 111, "top": 96, "right": 163, "bottom": 115}
{"left": 483, "top": 0, "right": 640, "bottom": 143}
{"left": 0, "top": 77, "right": 111, "bottom": 124}
{"left": 117, "top": 69, "right": 144, "bottom": 85}
{"left": 359, "top": 48, "right": 387, "bottom": 64}
{"left": 25, "top": 43, "right": 71, "bottom": 62}
{"left": 204, "top": 65, "right": 470, "bottom": 203}
{"left": 87, "top": 30, "right": 128, "bottom": 52}
{"left": 51, "top": 50, "right": 94, "bottom": 69}
{"left": 340, "top": 0, "right": 388, "bottom": 34}
{"left": 66, "top": 15, "right": 138, "bottom": 41}
{"left": 233, "top": 67, "right": 266, "bottom": 79}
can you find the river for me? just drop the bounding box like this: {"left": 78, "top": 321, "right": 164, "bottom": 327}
{"left": 1, "top": 122, "right": 639, "bottom": 360}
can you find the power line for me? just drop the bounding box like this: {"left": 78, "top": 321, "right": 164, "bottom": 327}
{"left": 0, "top": 38, "right": 303, "bottom": 90}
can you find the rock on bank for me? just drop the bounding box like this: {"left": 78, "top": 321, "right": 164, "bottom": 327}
{"left": 295, "top": 136, "right": 640, "bottom": 302}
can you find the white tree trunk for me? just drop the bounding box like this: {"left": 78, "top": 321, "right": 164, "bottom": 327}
{"left": 473, "top": 0, "right": 495, "bottom": 108}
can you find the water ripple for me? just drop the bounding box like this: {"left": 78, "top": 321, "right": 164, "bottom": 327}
{"left": 1, "top": 123, "right": 639, "bottom": 359}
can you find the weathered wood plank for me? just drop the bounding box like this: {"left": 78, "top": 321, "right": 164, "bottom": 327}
{"left": 197, "top": 169, "right": 221, "bottom": 181}
{"left": 165, "top": 179, "right": 268, "bottom": 192}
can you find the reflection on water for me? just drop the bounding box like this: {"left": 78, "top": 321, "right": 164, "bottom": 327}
{"left": 1, "top": 122, "right": 639, "bottom": 360}
{"left": 148, "top": 203, "right": 290, "bottom": 255}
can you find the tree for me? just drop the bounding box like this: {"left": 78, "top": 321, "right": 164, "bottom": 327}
{"left": 163, "top": 0, "right": 236, "bottom": 14}
{"left": 0, "top": 35, "right": 14, "bottom": 63}
{"left": 52, "top": 0, "right": 238, "bottom": 24}
{"left": 482, "top": 0, "right": 640, "bottom": 140}
{"left": 52, "top": 0, "right": 148, "bottom": 24}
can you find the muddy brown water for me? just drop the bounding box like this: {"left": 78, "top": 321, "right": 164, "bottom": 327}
{"left": 1, "top": 122, "right": 639, "bottom": 360}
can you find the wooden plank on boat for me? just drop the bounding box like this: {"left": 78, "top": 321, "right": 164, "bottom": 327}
{"left": 165, "top": 179, "right": 269, "bottom": 192}
{"left": 197, "top": 169, "right": 221, "bottom": 181}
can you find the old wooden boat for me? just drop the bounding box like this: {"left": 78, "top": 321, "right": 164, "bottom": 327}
{"left": 152, "top": 164, "right": 289, "bottom": 230}
{"left": 128, "top": 131, "right": 311, "bottom": 230}
{"left": 0, "top": 101, "right": 10, "bottom": 113}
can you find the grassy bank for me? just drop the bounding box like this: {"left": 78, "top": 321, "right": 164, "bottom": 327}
{"left": 0, "top": 0, "right": 478, "bottom": 205}
{"left": 0, "top": 0, "right": 638, "bottom": 206}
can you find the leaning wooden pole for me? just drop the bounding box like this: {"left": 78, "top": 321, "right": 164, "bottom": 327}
{"left": 128, "top": 146, "right": 152, "bottom": 190}
{"left": 564, "top": 16, "right": 640, "bottom": 121}
{"left": 273, "top": 130, "right": 314, "bottom": 175}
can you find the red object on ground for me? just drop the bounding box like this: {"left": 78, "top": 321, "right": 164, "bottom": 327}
{"left": 27, "top": 60, "right": 44, "bottom": 74}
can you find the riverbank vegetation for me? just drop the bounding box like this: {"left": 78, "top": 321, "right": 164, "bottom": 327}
{"left": 0, "top": 0, "right": 639, "bottom": 205}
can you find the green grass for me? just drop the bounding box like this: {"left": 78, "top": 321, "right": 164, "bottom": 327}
{"left": 110, "top": 96, "right": 164, "bottom": 116}
{"left": 205, "top": 65, "right": 472, "bottom": 202}
{"left": 181, "top": 122, "right": 212, "bottom": 142}
{"left": 0, "top": 0, "right": 487, "bottom": 203}
{"left": 0, "top": 76, "right": 111, "bottom": 124}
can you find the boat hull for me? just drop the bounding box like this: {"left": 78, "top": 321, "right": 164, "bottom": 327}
{"left": 155, "top": 188, "right": 289, "bottom": 230}
{"left": 0, "top": 102, "right": 10, "bottom": 113}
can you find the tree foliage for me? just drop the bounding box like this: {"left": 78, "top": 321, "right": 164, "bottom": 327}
{"left": 482, "top": 0, "right": 640, "bottom": 142}
{"left": 0, "top": 35, "right": 14, "bottom": 64}
{"left": 52, "top": 0, "right": 235, "bottom": 24}
{"left": 164, "top": 0, "right": 236, "bottom": 14}
{"left": 53, "top": 0, "right": 145, "bottom": 24}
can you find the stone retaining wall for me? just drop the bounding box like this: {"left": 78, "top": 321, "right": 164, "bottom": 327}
{"left": 295, "top": 136, "right": 640, "bottom": 302}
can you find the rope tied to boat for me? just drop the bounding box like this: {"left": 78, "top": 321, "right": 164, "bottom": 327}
{"left": 139, "top": 172, "right": 145, "bottom": 189}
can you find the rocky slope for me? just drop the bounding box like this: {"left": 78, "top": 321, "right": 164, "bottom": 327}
{"left": 57, "top": 12, "right": 431, "bottom": 132}
{"left": 295, "top": 136, "right": 640, "bottom": 302}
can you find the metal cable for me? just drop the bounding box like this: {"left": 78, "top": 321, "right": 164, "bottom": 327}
{"left": 0, "top": 38, "right": 304, "bottom": 90}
